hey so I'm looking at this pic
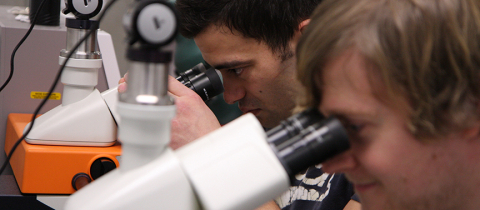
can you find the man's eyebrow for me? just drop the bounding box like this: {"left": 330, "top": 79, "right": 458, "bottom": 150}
{"left": 211, "top": 60, "right": 254, "bottom": 70}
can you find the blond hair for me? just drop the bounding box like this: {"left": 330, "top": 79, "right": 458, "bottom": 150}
{"left": 297, "top": 0, "right": 480, "bottom": 137}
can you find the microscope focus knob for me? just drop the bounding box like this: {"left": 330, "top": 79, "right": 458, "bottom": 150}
{"left": 90, "top": 157, "right": 117, "bottom": 180}
{"left": 123, "top": 0, "right": 178, "bottom": 47}
{"left": 64, "top": 0, "right": 103, "bottom": 19}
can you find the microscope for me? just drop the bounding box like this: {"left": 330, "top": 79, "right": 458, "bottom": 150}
{"left": 4, "top": 0, "right": 124, "bottom": 195}
{"left": 64, "top": 1, "right": 350, "bottom": 209}
{"left": 25, "top": 0, "right": 117, "bottom": 146}
{"left": 4, "top": 0, "right": 225, "bottom": 195}
{"left": 24, "top": 0, "right": 223, "bottom": 147}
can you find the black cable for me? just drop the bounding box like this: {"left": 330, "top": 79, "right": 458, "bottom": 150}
{"left": 0, "top": 0, "right": 118, "bottom": 175}
{"left": 0, "top": 0, "right": 49, "bottom": 93}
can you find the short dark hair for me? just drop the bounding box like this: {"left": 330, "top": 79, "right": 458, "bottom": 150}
{"left": 175, "top": 0, "right": 322, "bottom": 58}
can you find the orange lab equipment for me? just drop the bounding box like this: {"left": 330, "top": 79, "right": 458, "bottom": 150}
{"left": 5, "top": 113, "right": 121, "bottom": 194}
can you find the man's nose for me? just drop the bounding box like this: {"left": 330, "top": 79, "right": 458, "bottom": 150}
{"left": 222, "top": 76, "right": 246, "bottom": 104}
{"left": 321, "top": 149, "right": 357, "bottom": 174}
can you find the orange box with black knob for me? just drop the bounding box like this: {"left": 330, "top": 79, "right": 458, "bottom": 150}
{"left": 5, "top": 113, "right": 122, "bottom": 194}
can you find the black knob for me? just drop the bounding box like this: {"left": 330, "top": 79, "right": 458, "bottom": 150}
{"left": 90, "top": 157, "right": 117, "bottom": 180}
{"left": 72, "top": 172, "right": 92, "bottom": 191}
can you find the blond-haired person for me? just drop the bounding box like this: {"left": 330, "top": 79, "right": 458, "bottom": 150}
{"left": 296, "top": 0, "right": 480, "bottom": 209}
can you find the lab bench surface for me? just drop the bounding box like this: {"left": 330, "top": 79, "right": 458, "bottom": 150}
{"left": 0, "top": 175, "right": 64, "bottom": 210}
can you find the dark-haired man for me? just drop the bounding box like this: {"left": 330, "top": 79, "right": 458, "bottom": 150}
{"left": 120, "top": 0, "right": 360, "bottom": 209}
{"left": 174, "top": 1, "right": 361, "bottom": 209}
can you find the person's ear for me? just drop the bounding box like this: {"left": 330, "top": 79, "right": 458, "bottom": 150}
{"left": 298, "top": 19, "right": 311, "bottom": 33}
{"left": 291, "top": 19, "right": 311, "bottom": 47}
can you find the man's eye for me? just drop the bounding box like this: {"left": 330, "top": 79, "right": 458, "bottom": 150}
{"left": 228, "top": 68, "right": 243, "bottom": 75}
{"left": 349, "top": 124, "right": 363, "bottom": 132}
{"left": 343, "top": 122, "right": 364, "bottom": 135}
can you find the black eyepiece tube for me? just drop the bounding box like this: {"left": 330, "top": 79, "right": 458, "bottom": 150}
{"left": 176, "top": 63, "right": 206, "bottom": 84}
{"left": 267, "top": 108, "right": 324, "bottom": 146}
{"left": 176, "top": 63, "right": 224, "bottom": 101}
{"left": 270, "top": 116, "right": 350, "bottom": 177}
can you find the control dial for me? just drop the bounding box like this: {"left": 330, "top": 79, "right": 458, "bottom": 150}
{"left": 123, "top": 0, "right": 178, "bottom": 47}
{"left": 90, "top": 157, "right": 117, "bottom": 180}
{"left": 63, "top": 0, "right": 103, "bottom": 19}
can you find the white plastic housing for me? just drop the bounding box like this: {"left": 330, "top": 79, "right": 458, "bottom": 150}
{"left": 59, "top": 57, "right": 103, "bottom": 106}
{"left": 23, "top": 30, "right": 121, "bottom": 146}
{"left": 101, "top": 87, "right": 120, "bottom": 123}
{"left": 117, "top": 102, "right": 176, "bottom": 171}
{"left": 25, "top": 88, "right": 117, "bottom": 146}
{"left": 65, "top": 114, "right": 290, "bottom": 210}
{"left": 177, "top": 114, "right": 290, "bottom": 210}
{"left": 97, "top": 30, "right": 121, "bottom": 89}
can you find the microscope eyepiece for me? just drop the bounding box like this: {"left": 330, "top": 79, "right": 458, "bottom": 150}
{"left": 269, "top": 113, "right": 350, "bottom": 178}
{"left": 176, "top": 63, "right": 224, "bottom": 101}
{"left": 267, "top": 108, "right": 325, "bottom": 146}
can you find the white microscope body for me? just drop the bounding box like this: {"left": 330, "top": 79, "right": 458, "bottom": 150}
{"left": 24, "top": 0, "right": 119, "bottom": 146}
{"left": 65, "top": 113, "right": 290, "bottom": 210}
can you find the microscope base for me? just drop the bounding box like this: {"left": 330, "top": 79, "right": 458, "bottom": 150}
{"left": 5, "top": 113, "right": 121, "bottom": 194}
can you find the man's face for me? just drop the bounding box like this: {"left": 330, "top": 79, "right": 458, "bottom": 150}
{"left": 194, "top": 25, "right": 301, "bottom": 128}
{"left": 318, "top": 50, "right": 473, "bottom": 209}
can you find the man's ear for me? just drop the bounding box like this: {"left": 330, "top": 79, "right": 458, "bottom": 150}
{"left": 298, "top": 19, "right": 311, "bottom": 33}
{"left": 291, "top": 19, "right": 311, "bottom": 48}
